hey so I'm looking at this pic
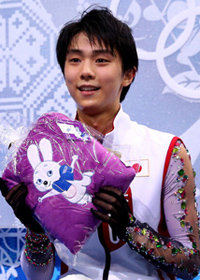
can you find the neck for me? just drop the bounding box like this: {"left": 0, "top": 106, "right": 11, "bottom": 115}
{"left": 76, "top": 107, "right": 120, "bottom": 135}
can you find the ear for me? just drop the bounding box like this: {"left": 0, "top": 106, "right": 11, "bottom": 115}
{"left": 39, "top": 138, "right": 53, "bottom": 161}
{"left": 122, "top": 67, "right": 136, "bottom": 87}
{"left": 27, "top": 144, "right": 41, "bottom": 169}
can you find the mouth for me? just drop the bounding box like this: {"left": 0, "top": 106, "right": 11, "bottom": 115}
{"left": 78, "top": 85, "right": 100, "bottom": 95}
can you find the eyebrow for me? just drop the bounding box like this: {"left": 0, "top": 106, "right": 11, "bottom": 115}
{"left": 66, "top": 49, "right": 114, "bottom": 56}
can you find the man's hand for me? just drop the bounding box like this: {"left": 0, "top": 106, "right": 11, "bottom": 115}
{"left": 0, "top": 178, "right": 44, "bottom": 233}
{"left": 91, "top": 186, "right": 131, "bottom": 239}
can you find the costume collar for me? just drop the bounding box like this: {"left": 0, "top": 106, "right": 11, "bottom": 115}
{"left": 103, "top": 106, "right": 131, "bottom": 148}
{"left": 74, "top": 105, "right": 131, "bottom": 147}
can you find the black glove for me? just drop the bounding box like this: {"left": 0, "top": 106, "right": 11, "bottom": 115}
{"left": 0, "top": 178, "right": 44, "bottom": 233}
{"left": 91, "top": 186, "right": 131, "bottom": 239}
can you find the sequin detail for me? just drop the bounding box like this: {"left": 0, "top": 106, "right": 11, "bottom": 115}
{"left": 24, "top": 229, "right": 54, "bottom": 266}
{"left": 172, "top": 140, "right": 200, "bottom": 242}
{"left": 124, "top": 215, "right": 199, "bottom": 279}
{"left": 122, "top": 141, "right": 200, "bottom": 279}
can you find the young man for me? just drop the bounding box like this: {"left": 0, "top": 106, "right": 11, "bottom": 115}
{"left": 1, "top": 7, "right": 200, "bottom": 280}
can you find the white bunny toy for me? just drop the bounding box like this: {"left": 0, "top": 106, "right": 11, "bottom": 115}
{"left": 27, "top": 138, "right": 94, "bottom": 204}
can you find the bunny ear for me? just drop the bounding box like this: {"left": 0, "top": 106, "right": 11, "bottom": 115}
{"left": 27, "top": 144, "right": 41, "bottom": 169}
{"left": 39, "top": 138, "right": 53, "bottom": 161}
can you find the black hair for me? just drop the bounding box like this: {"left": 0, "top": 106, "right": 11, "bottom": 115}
{"left": 56, "top": 6, "right": 138, "bottom": 102}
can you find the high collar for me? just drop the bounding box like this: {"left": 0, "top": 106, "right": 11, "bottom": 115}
{"left": 103, "top": 106, "right": 131, "bottom": 148}
{"left": 74, "top": 105, "right": 131, "bottom": 148}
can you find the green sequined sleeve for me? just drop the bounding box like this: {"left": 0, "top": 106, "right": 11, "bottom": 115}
{"left": 123, "top": 140, "right": 200, "bottom": 279}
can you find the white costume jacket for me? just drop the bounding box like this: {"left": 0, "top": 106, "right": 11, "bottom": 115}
{"left": 55, "top": 107, "right": 176, "bottom": 280}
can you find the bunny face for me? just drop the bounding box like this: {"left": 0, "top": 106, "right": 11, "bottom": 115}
{"left": 27, "top": 138, "right": 62, "bottom": 192}
{"left": 33, "top": 161, "right": 60, "bottom": 192}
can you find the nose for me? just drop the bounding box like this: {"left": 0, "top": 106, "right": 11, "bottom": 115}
{"left": 43, "top": 181, "right": 48, "bottom": 186}
{"left": 80, "top": 60, "right": 95, "bottom": 80}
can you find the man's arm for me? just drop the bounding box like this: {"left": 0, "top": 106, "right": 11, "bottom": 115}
{"left": 0, "top": 180, "right": 55, "bottom": 279}
{"left": 91, "top": 141, "right": 200, "bottom": 279}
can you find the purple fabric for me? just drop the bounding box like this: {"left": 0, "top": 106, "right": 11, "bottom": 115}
{"left": 2, "top": 112, "right": 135, "bottom": 254}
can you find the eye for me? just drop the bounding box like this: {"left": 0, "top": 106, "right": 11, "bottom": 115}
{"left": 69, "top": 58, "right": 81, "bottom": 63}
{"left": 47, "top": 170, "right": 53, "bottom": 177}
{"left": 36, "top": 178, "right": 42, "bottom": 185}
{"left": 96, "top": 58, "right": 109, "bottom": 63}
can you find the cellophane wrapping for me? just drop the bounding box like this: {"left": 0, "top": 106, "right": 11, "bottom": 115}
{"left": 2, "top": 112, "right": 135, "bottom": 254}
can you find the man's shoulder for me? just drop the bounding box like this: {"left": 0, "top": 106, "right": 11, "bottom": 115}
{"left": 130, "top": 119, "right": 175, "bottom": 143}
{"left": 120, "top": 109, "right": 175, "bottom": 141}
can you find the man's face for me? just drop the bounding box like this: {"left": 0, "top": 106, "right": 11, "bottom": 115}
{"left": 64, "top": 32, "right": 132, "bottom": 116}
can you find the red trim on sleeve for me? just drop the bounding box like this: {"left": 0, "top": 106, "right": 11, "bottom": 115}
{"left": 162, "top": 136, "right": 182, "bottom": 187}
{"left": 157, "top": 136, "right": 182, "bottom": 280}
{"left": 158, "top": 136, "right": 182, "bottom": 236}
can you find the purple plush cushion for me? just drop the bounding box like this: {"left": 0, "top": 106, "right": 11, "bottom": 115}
{"left": 2, "top": 112, "right": 135, "bottom": 254}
